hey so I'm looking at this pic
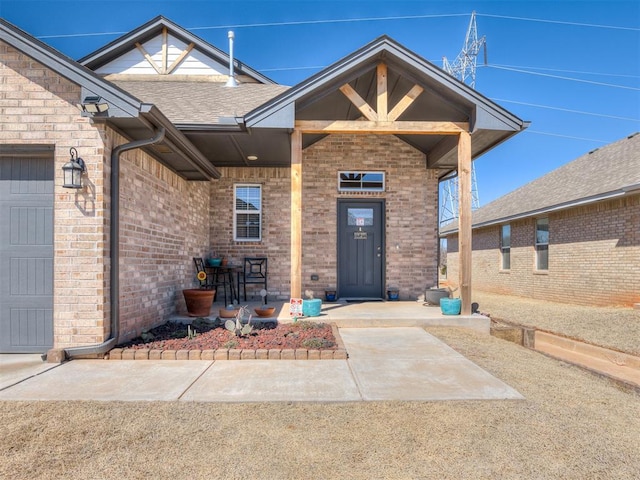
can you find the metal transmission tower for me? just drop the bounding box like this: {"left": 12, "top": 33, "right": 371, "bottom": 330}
{"left": 439, "top": 11, "right": 485, "bottom": 225}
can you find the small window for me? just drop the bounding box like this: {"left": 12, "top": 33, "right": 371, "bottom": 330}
{"left": 500, "top": 224, "right": 511, "bottom": 270}
{"left": 338, "top": 171, "right": 385, "bottom": 192}
{"left": 234, "top": 184, "right": 261, "bottom": 241}
{"left": 347, "top": 208, "right": 374, "bottom": 226}
{"left": 535, "top": 218, "right": 549, "bottom": 270}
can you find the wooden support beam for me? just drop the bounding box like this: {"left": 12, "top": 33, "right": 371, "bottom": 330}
{"left": 295, "top": 120, "right": 468, "bottom": 135}
{"left": 339, "top": 84, "right": 378, "bottom": 121}
{"left": 135, "top": 42, "right": 162, "bottom": 74}
{"left": 388, "top": 84, "right": 424, "bottom": 122}
{"left": 290, "top": 129, "right": 303, "bottom": 299}
{"left": 166, "top": 42, "right": 195, "bottom": 74}
{"left": 457, "top": 130, "right": 472, "bottom": 315}
{"left": 377, "top": 63, "right": 388, "bottom": 121}
{"left": 161, "top": 27, "right": 168, "bottom": 74}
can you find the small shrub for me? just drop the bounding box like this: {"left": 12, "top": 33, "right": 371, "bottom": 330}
{"left": 302, "top": 337, "right": 335, "bottom": 349}
{"left": 170, "top": 329, "right": 189, "bottom": 339}
{"left": 296, "top": 320, "right": 323, "bottom": 330}
{"left": 223, "top": 339, "right": 239, "bottom": 349}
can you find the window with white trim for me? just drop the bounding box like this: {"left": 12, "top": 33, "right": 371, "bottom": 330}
{"left": 500, "top": 224, "right": 511, "bottom": 270}
{"left": 535, "top": 218, "right": 549, "bottom": 270}
{"left": 234, "top": 184, "right": 261, "bottom": 241}
{"left": 338, "top": 171, "right": 385, "bottom": 192}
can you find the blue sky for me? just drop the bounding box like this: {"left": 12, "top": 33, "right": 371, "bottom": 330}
{"left": 2, "top": 0, "right": 639, "bottom": 207}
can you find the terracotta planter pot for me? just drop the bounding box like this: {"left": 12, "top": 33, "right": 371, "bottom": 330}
{"left": 183, "top": 289, "right": 216, "bottom": 317}
{"left": 254, "top": 307, "right": 276, "bottom": 317}
{"left": 219, "top": 308, "right": 239, "bottom": 318}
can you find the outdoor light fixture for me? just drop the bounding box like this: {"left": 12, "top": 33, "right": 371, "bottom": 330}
{"left": 247, "top": 155, "right": 258, "bottom": 161}
{"left": 80, "top": 95, "right": 109, "bottom": 114}
{"left": 62, "top": 147, "right": 86, "bottom": 189}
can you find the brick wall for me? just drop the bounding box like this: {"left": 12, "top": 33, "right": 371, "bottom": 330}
{"left": 209, "top": 167, "right": 291, "bottom": 300}
{"left": 210, "top": 134, "right": 439, "bottom": 301}
{"left": 116, "top": 130, "right": 211, "bottom": 341}
{"left": 1, "top": 41, "right": 108, "bottom": 348}
{"left": 1, "top": 41, "right": 212, "bottom": 347}
{"left": 446, "top": 195, "right": 640, "bottom": 306}
{"left": 303, "top": 134, "right": 439, "bottom": 300}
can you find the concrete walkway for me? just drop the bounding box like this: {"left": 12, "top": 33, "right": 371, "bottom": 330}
{"left": 0, "top": 327, "right": 522, "bottom": 402}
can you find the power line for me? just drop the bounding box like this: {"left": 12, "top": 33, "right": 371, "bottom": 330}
{"left": 476, "top": 13, "right": 640, "bottom": 31}
{"left": 189, "top": 13, "right": 469, "bottom": 31}
{"left": 35, "top": 11, "right": 639, "bottom": 39}
{"left": 490, "top": 98, "right": 640, "bottom": 122}
{"left": 525, "top": 130, "right": 609, "bottom": 143}
{"left": 485, "top": 65, "right": 640, "bottom": 91}
{"left": 36, "top": 13, "right": 469, "bottom": 39}
{"left": 488, "top": 64, "right": 639, "bottom": 79}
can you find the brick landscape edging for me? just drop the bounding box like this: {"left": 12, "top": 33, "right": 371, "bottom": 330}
{"left": 105, "top": 323, "right": 348, "bottom": 360}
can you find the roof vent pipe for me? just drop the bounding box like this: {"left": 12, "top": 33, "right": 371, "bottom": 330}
{"left": 225, "top": 30, "right": 238, "bottom": 87}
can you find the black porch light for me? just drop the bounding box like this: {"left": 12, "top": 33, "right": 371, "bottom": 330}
{"left": 62, "top": 147, "right": 86, "bottom": 189}
{"left": 80, "top": 95, "right": 109, "bottom": 114}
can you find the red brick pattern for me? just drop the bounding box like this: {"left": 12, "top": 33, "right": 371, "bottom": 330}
{"left": 210, "top": 135, "right": 440, "bottom": 300}
{"left": 446, "top": 195, "right": 640, "bottom": 306}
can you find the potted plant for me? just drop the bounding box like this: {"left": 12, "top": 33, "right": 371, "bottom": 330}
{"left": 183, "top": 271, "right": 216, "bottom": 317}
{"left": 254, "top": 289, "right": 276, "bottom": 317}
{"left": 219, "top": 303, "right": 239, "bottom": 318}
{"left": 324, "top": 288, "right": 337, "bottom": 302}
{"left": 206, "top": 252, "right": 222, "bottom": 267}
{"left": 425, "top": 286, "right": 450, "bottom": 305}
{"left": 439, "top": 286, "right": 461, "bottom": 315}
{"left": 302, "top": 290, "right": 322, "bottom": 317}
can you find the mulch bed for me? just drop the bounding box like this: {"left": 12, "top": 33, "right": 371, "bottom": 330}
{"left": 108, "top": 319, "right": 347, "bottom": 360}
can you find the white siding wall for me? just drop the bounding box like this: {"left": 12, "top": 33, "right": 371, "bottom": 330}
{"left": 95, "top": 34, "right": 229, "bottom": 75}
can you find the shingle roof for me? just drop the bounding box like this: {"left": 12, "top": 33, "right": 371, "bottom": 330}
{"left": 111, "top": 80, "right": 289, "bottom": 124}
{"left": 442, "top": 132, "right": 640, "bottom": 234}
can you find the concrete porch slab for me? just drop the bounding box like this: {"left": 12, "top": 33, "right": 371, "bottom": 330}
{"left": 180, "top": 299, "right": 490, "bottom": 334}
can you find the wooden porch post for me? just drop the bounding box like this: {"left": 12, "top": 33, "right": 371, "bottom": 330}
{"left": 457, "top": 131, "right": 472, "bottom": 315}
{"left": 290, "top": 129, "right": 303, "bottom": 298}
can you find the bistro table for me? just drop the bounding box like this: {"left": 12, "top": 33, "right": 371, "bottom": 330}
{"left": 204, "top": 263, "right": 242, "bottom": 304}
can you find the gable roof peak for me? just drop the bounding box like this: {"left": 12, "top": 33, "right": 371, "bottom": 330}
{"left": 79, "top": 15, "right": 276, "bottom": 85}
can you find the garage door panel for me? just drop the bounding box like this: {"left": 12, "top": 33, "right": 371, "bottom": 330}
{"left": 11, "top": 206, "right": 53, "bottom": 245}
{"left": 7, "top": 157, "right": 54, "bottom": 193}
{"left": 1, "top": 152, "right": 54, "bottom": 353}
{"left": 9, "top": 308, "right": 53, "bottom": 348}
{"left": 10, "top": 258, "right": 54, "bottom": 296}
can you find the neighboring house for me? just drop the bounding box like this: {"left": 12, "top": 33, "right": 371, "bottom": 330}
{"left": 0, "top": 16, "right": 526, "bottom": 355}
{"left": 442, "top": 133, "right": 640, "bottom": 307}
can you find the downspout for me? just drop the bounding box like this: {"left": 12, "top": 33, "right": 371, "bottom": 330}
{"left": 65, "top": 127, "right": 166, "bottom": 359}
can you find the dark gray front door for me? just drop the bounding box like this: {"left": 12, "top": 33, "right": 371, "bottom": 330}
{"left": 0, "top": 150, "right": 54, "bottom": 353}
{"left": 338, "top": 200, "right": 384, "bottom": 298}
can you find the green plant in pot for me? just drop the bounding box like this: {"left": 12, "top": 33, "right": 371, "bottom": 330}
{"left": 440, "top": 286, "right": 461, "bottom": 315}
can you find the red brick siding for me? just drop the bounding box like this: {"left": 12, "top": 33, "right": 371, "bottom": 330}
{"left": 210, "top": 135, "right": 440, "bottom": 300}
{"left": 116, "top": 129, "right": 211, "bottom": 341}
{"left": 302, "top": 134, "right": 438, "bottom": 300}
{"left": 446, "top": 195, "right": 640, "bottom": 306}
{"left": 1, "top": 41, "right": 213, "bottom": 347}
{"left": 2, "top": 41, "right": 108, "bottom": 348}
{"left": 209, "top": 167, "right": 291, "bottom": 300}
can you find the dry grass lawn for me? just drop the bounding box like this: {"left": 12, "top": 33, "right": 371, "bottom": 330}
{"left": 1, "top": 327, "right": 639, "bottom": 479}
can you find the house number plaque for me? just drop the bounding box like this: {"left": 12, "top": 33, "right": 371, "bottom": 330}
{"left": 354, "top": 232, "right": 368, "bottom": 240}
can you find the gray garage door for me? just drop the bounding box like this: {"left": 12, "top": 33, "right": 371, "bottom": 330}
{"left": 0, "top": 147, "right": 54, "bottom": 353}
